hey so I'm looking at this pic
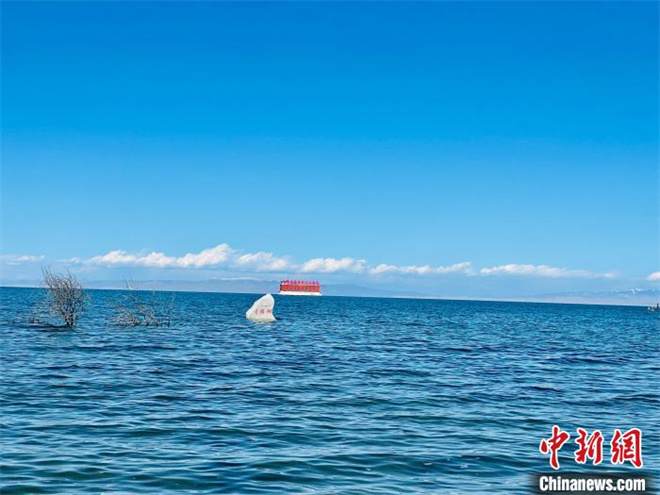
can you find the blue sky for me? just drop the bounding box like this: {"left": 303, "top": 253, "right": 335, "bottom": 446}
{"left": 1, "top": 1, "right": 659, "bottom": 298}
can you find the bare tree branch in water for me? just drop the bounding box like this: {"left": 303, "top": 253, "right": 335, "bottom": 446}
{"left": 113, "top": 280, "right": 173, "bottom": 327}
{"left": 41, "top": 267, "right": 88, "bottom": 327}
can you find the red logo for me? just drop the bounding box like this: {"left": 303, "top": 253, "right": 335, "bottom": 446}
{"left": 539, "top": 425, "right": 571, "bottom": 470}
{"left": 574, "top": 428, "right": 604, "bottom": 465}
{"left": 611, "top": 428, "right": 643, "bottom": 468}
{"left": 540, "top": 426, "right": 643, "bottom": 469}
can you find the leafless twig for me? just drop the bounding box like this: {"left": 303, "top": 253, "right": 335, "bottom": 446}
{"left": 113, "top": 280, "right": 173, "bottom": 327}
{"left": 41, "top": 267, "right": 88, "bottom": 327}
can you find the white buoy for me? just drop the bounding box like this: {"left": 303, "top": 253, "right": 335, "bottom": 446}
{"left": 246, "top": 294, "right": 276, "bottom": 322}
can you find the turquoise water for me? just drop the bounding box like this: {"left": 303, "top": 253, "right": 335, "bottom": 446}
{"left": 1, "top": 287, "right": 658, "bottom": 494}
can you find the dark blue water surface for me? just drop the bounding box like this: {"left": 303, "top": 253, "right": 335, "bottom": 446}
{"left": 1, "top": 287, "right": 659, "bottom": 494}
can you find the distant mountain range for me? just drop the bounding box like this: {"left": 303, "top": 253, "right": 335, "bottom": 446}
{"left": 526, "top": 288, "right": 660, "bottom": 307}
{"left": 0, "top": 278, "right": 427, "bottom": 299}
{"left": 1, "top": 279, "right": 658, "bottom": 306}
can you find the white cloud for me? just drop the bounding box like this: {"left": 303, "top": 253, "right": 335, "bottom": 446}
{"left": 87, "top": 244, "right": 233, "bottom": 268}
{"left": 0, "top": 254, "right": 45, "bottom": 265}
{"left": 89, "top": 249, "right": 173, "bottom": 267}
{"left": 370, "top": 261, "right": 473, "bottom": 275}
{"left": 175, "top": 244, "right": 234, "bottom": 268}
{"left": 85, "top": 244, "right": 290, "bottom": 272}
{"left": 82, "top": 243, "right": 472, "bottom": 277}
{"left": 301, "top": 257, "right": 367, "bottom": 273}
{"left": 68, "top": 243, "right": 616, "bottom": 281}
{"left": 647, "top": 271, "right": 660, "bottom": 281}
{"left": 234, "top": 251, "right": 292, "bottom": 272}
{"left": 479, "top": 264, "right": 614, "bottom": 279}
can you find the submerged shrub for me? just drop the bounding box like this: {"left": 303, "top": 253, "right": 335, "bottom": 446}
{"left": 41, "top": 267, "right": 88, "bottom": 327}
{"left": 113, "top": 280, "right": 173, "bottom": 327}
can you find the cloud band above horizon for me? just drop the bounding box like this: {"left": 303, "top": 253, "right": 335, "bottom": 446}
{"left": 0, "top": 243, "right": 621, "bottom": 280}
{"left": 78, "top": 244, "right": 474, "bottom": 276}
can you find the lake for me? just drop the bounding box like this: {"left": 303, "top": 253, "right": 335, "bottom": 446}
{"left": 1, "top": 287, "right": 658, "bottom": 493}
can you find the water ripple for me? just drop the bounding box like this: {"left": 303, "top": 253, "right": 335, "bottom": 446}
{"left": 1, "top": 288, "right": 659, "bottom": 494}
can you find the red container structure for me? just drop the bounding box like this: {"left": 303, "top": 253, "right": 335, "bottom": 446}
{"left": 279, "top": 280, "right": 322, "bottom": 296}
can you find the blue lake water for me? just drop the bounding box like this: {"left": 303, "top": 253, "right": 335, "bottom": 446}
{"left": 1, "top": 287, "right": 659, "bottom": 494}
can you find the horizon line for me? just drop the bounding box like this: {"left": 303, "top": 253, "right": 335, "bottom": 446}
{"left": 1, "top": 283, "right": 656, "bottom": 309}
